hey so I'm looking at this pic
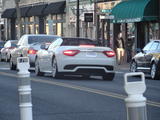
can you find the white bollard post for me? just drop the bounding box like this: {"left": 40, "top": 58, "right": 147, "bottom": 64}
{"left": 17, "top": 57, "right": 33, "bottom": 120}
{"left": 124, "top": 72, "right": 147, "bottom": 120}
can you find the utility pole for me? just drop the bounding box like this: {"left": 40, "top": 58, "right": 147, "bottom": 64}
{"left": 94, "top": 0, "right": 99, "bottom": 42}
{"left": 76, "top": 0, "right": 80, "bottom": 37}
{"left": 14, "top": 0, "right": 22, "bottom": 40}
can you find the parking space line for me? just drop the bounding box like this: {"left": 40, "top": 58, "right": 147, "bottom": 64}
{"left": 0, "top": 71, "right": 160, "bottom": 108}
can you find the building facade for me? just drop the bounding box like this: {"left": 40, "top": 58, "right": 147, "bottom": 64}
{"left": 1, "top": 0, "right": 66, "bottom": 40}
{"left": 66, "top": 0, "right": 95, "bottom": 39}
{"left": 1, "top": 0, "right": 121, "bottom": 42}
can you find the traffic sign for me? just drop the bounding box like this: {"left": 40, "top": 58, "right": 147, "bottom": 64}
{"left": 84, "top": 13, "right": 93, "bottom": 22}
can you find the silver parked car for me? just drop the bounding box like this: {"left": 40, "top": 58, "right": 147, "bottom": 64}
{"left": 35, "top": 37, "right": 116, "bottom": 80}
{"left": 10, "top": 34, "right": 60, "bottom": 70}
{"left": 0, "top": 40, "right": 18, "bottom": 62}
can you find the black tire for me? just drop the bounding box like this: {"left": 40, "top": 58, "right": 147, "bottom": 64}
{"left": 35, "top": 58, "right": 44, "bottom": 76}
{"left": 0, "top": 54, "right": 4, "bottom": 62}
{"left": 102, "top": 73, "right": 115, "bottom": 81}
{"left": 8, "top": 55, "right": 11, "bottom": 62}
{"left": 52, "top": 58, "right": 61, "bottom": 79}
{"left": 130, "top": 61, "right": 137, "bottom": 72}
{"left": 10, "top": 57, "right": 16, "bottom": 70}
{"left": 150, "top": 63, "right": 160, "bottom": 80}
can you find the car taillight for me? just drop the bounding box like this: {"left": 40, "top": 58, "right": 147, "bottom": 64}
{"left": 8, "top": 47, "right": 15, "bottom": 49}
{"left": 28, "top": 49, "right": 37, "bottom": 54}
{"left": 103, "top": 51, "right": 115, "bottom": 57}
{"left": 63, "top": 50, "right": 80, "bottom": 56}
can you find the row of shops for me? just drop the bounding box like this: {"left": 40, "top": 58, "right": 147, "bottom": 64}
{"left": 1, "top": 0, "right": 160, "bottom": 58}
{"left": 1, "top": 1, "right": 66, "bottom": 40}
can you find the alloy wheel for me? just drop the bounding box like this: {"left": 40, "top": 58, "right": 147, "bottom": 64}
{"left": 130, "top": 61, "right": 137, "bottom": 72}
{"left": 151, "top": 63, "right": 156, "bottom": 79}
{"left": 35, "top": 59, "right": 39, "bottom": 75}
{"left": 0, "top": 54, "right": 2, "bottom": 62}
{"left": 10, "top": 57, "right": 16, "bottom": 70}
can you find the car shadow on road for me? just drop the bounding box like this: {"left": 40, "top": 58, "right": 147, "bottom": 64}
{"left": 35, "top": 72, "right": 111, "bottom": 82}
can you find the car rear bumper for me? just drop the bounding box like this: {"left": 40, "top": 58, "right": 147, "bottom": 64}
{"left": 59, "top": 66, "right": 115, "bottom": 76}
{"left": 58, "top": 62, "right": 115, "bottom": 75}
{"left": 64, "top": 64, "right": 114, "bottom": 70}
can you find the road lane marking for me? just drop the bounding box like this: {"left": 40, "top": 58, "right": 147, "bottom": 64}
{"left": 32, "top": 78, "right": 126, "bottom": 99}
{"left": 0, "top": 71, "right": 160, "bottom": 108}
{"left": 0, "top": 71, "right": 16, "bottom": 77}
{"left": 32, "top": 78, "right": 160, "bottom": 108}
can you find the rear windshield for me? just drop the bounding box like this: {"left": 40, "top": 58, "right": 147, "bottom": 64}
{"left": 62, "top": 38, "right": 97, "bottom": 46}
{"left": 28, "top": 36, "right": 60, "bottom": 44}
{"left": 11, "top": 43, "right": 17, "bottom": 47}
{"left": 11, "top": 41, "right": 18, "bottom": 44}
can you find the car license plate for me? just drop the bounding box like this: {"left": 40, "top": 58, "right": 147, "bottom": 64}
{"left": 86, "top": 52, "right": 97, "bottom": 57}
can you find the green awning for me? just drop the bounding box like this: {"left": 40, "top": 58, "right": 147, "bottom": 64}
{"left": 111, "top": 0, "right": 159, "bottom": 23}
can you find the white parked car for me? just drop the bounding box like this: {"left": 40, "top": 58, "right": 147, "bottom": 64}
{"left": 0, "top": 40, "right": 18, "bottom": 62}
{"left": 35, "top": 37, "right": 116, "bottom": 80}
{"left": 10, "top": 34, "right": 60, "bottom": 70}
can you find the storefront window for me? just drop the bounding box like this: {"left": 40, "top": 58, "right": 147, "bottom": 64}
{"left": 35, "top": 24, "right": 39, "bottom": 34}
{"left": 52, "top": 15, "right": 56, "bottom": 20}
{"left": 28, "top": 24, "right": 32, "bottom": 34}
{"left": 22, "top": 25, "right": 25, "bottom": 35}
{"left": 46, "top": 23, "right": 49, "bottom": 35}
{"left": 149, "top": 23, "right": 159, "bottom": 40}
{"left": 53, "top": 23, "right": 56, "bottom": 35}
{"left": 45, "top": 14, "right": 65, "bottom": 36}
{"left": 128, "top": 23, "right": 135, "bottom": 38}
{"left": 21, "top": 18, "right": 25, "bottom": 23}
{"left": 57, "top": 23, "right": 62, "bottom": 36}
{"left": 29, "top": 17, "right": 34, "bottom": 22}
{"left": 28, "top": 17, "right": 34, "bottom": 34}
{"left": 57, "top": 14, "right": 62, "bottom": 20}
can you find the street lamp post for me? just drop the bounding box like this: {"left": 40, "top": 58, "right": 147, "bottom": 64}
{"left": 14, "top": 0, "right": 22, "bottom": 40}
{"left": 76, "top": 0, "right": 80, "bottom": 37}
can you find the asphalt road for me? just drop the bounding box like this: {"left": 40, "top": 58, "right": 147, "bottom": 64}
{"left": 0, "top": 62, "right": 160, "bottom": 120}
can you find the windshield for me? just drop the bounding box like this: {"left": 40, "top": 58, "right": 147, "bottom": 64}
{"left": 28, "top": 36, "right": 60, "bottom": 44}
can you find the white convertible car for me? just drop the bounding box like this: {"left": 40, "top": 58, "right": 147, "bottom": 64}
{"left": 35, "top": 37, "right": 116, "bottom": 80}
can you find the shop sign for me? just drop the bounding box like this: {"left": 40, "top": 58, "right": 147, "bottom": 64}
{"left": 84, "top": 13, "right": 93, "bottom": 22}
{"left": 101, "top": 9, "right": 112, "bottom": 13}
{"left": 100, "top": 15, "right": 105, "bottom": 19}
{"left": 113, "top": 17, "right": 141, "bottom": 23}
{"left": 105, "top": 15, "right": 114, "bottom": 19}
